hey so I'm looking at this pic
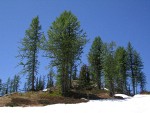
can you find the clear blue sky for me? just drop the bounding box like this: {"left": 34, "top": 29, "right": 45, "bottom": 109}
{"left": 0, "top": 0, "right": 150, "bottom": 90}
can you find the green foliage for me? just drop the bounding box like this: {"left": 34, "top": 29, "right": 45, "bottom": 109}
{"left": 103, "top": 42, "right": 116, "bottom": 96}
{"left": 114, "top": 47, "right": 128, "bottom": 93}
{"left": 12, "top": 75, "right": 20, "bottom": 92}
{"left": 126, "top": 42, "right": 145, "bottom": 95}
{"left": 45, "top": 11, "right": 87, "bottom": 96}
{"left": 138, "top": 72, "right": 146, "bottom": 92}
{"left": 35, "top": 76, "right": 45, "bottom": 91}
{"left": 17, "top": 16, "right": 43, "bottom": 91}
{"left": 79, "top": 64, "right": 90, "bottom": 89}
{"left": 0, "top": 75, "right": 20, "bottom": 96}
{"left": 47, "top": 68, "right": 54, "bottom": 88}
{"left": 88, "top": 36, "right": 104, "bottom": 89}
{"left": 0, "top": 11, "right": 145, "bottom": 97}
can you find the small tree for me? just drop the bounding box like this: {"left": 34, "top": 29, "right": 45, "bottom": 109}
{"left": 35, "top": 76, "right": 45, "bottom": 91}
{"left": 6, "top": 77, "right": 11, "bottom": 94}
{"left": 13, "top": 75, "right": 20, "bottom": 92}
{"left": 79, "top": 64, "right": 90, "bottom": 89}
{"left": 138, "top": 72, "right": 146, "bottom": 92}
{"left": 47, "top": 68, "right": 54, "bottom": 88}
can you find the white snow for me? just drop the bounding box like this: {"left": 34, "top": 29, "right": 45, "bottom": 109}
{"left": 114, "top": 94, "right": 132, "bottom": 99}
{"left": 104, "top": 88, "right": 109, "bottom": 91}
{"left": 1, "top": 94, "right": 150, "bottom": 113}
{"left": 42, "top": 89, "right": 48, "bottom": 92}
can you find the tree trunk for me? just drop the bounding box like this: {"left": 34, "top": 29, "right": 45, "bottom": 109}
{"left": 31, "top": 51, "right": 36, "bottom": 91}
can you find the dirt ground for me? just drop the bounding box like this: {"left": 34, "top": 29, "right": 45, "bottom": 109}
{"left": 0, "top": 90, "right": 110, "bottom": 107}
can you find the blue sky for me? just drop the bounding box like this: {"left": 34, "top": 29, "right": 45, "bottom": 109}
{"left": 0, "top": 0, "right": 150, "bottom": 90}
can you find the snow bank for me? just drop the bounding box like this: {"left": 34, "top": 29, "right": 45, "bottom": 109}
{"left": 1, "top": 94, "right": 150, "bottom": 113}
{"left": 114, "top": 94, "right": 132, "bottom": 99}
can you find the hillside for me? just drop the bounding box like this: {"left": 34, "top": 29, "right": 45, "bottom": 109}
{"left": 1, "top": 94, "right": 150, "bottom": 113}
{"left": 0, "top": 89, "right": 110, "bottom": 107}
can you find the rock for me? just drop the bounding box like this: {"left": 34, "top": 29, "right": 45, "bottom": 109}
{"left": 81, "top": 98, "right": 88, "bottom": 101}
{"left": 104, "top": 88, "right": 109, "bottom": 91}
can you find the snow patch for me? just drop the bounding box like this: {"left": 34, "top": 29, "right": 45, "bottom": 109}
{"left": 42, "top": 89, "right": 48, "bottom": 92}
{"left": 1, "top": 94, "right": 150, "bottom": 113}
{"left": 104, "top": 88, "right": 109, "bottom": 91}
{"left": 114, "top": 94, "right": 132, "bottom": 99}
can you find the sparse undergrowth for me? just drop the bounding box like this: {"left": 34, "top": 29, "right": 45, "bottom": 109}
{"left": 1, "top": 89, "right": 111, "bottom": 107}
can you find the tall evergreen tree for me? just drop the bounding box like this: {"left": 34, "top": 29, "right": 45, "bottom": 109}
{"left": 17, "top": 16, "right": 42, "bottom": 91}
{"left": 133, "top": 50, "right": 144, "bottom": 93}
{"left": 114, "top": 47, "right": 128, "bottom": 93}
{"left": 45, "top": 11, "right": 87, "bottom": 96}
{"left": 127, "top": 42, "right": 135, "bottom": 95}
{"left": 126, "top": 42, "right": 146, "bottom": 95}
{"left": 47, "top": 68, "right": 54, "bottom": 88}
{"left": 88, "top": 36, "right": 103, "bottom": 89}
{"left": 103, "top": 42, "right": 116, "bottom": 96}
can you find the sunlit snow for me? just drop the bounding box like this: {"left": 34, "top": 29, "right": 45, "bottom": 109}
{"left": 114, "top": 94, "right": 132, "bottom": 99}
{"left": 0, "top": 94, "right": 150, "bottom": 113}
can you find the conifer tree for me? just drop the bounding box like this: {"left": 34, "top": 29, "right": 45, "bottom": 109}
{"left": 35, "top": 75, "right": 45, "bottom": 91}
{"left": 45, "top": 11, "right": 87, "bottom": 96}
{"left": 88, "top": 36, "right": 104, "bottom": 89}
{"left": 17, "top": 16, "right": 43, "bottom": 91}
{"left": 127, "top": 42, "right": 135, "bottom": 95}
{"left": 114, "top": 47, "right": 128, "bottom": 93}
{"left": 138, "top": 72, "right": 146, "bottom": 92}
{"left": 79, "top": 64, "right": 90, "bottom": 89}
{"left": 13, "top": 75, "right": 20, "bottom": 92}
{"left": 133, "top": 51, "right": 144, "bottom": 93}
{"left": 103, "top": 42, "right": 116, "bottom": 96}
{"left": 47, "top": 68, "right": 54, "bottom": 88}
{"left": 6, "top": 77, "right": 11, "bottom": 94}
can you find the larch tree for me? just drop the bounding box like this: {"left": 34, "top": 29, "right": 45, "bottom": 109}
{"left": 103, "top": 42, "right": 116, "bottom": 96}
{"left": 127, "top": 42, "right": 135, "bottom": 95}
{"left": 45, "top": 11, "right": 87, "bottom": 96}
{"left": 133, "top": 50, "right": 145, "bottom": 93}
{"left": 127, "top": 42, "right": 146, "bottom": 95}
{"left": 114, "top": 47, "right": 128, "bottom": 94}
{"left": 88, "top": 36, "right": 104, "bottom": 89}
{"left": 17, "top": 16, "right": 43, "bottom": 91}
